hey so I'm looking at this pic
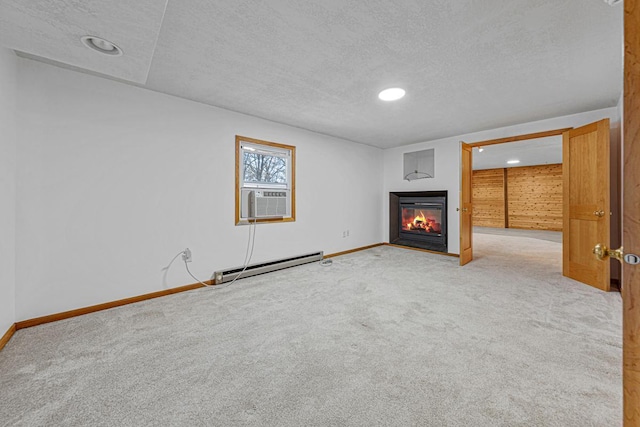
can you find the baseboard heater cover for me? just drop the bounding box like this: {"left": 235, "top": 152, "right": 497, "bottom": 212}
{"left": 213, "top": 251, "right": 323, "bottom": 284}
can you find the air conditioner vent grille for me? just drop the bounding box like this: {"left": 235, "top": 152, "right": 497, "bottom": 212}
{"left": 249, "top": 190, "right": 288, "bottom": 218}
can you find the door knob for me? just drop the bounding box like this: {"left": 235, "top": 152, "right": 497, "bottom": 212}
{"left": 592, "top": 243, "right": 624, "bottom": 263}
{"left": 593, "top": 210, "right": 605, "bottom": 217}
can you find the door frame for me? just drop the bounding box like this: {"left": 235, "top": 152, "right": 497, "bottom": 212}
{"left": 461, "top": 128, "right": 570, "bottom": 266}
{"left": 468, "top": 128, "right": 572, "bottom": 148}
{"left": 623, "top": 0, "right": 639, "bottom": 423}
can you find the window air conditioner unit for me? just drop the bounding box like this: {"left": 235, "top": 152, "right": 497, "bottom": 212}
{"left": 248, "top": 190, "right": 288, "bottom": 218}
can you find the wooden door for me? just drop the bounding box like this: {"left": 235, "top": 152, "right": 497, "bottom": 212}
{"left": 623, "top": 0, "right": 640, "bottom": 423}
{"left": 562, "top": 119, "right": 610, "bottom": 291}
{"left": 460, "top": 142, "right": 473, "bottom": 265}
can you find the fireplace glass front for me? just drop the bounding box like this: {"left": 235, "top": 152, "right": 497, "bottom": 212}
{"left": 400, "top": 206, "right": 442, "bottom": 235}
{"left": 393, "top": 195, "right": 447, "bottom": 252}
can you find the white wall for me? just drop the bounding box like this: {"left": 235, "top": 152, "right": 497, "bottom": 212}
{"left": 384, "top": 139, "right": 461, "bottom": 253}
{"left": 14, "top": 58, "right": 383, "bottom": 321}
{"left": 0, "top": 48, "right": 17, "bottom": 334}
{"left": 383, "top": 107, "right": 620, "bottom": 255}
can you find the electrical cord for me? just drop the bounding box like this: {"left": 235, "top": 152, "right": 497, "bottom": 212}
{"left": 222, "top": 217, "right": 258, "bottom": 288}
{"left": 184, "top": 257, "right": 210, "bottom": 287}
{"left": 163, "top": 217, "right": 258, "bottom": 291}
{"left": 162, "top": 250, "right": 184, "bottom": 273}
{"left": 163, "top": 248, "right": 211, "bottom": 287}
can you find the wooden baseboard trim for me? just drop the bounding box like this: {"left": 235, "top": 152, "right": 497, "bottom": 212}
{"left": 15, "top": 280, "right": 214, "bottom": 330}
{"left": 13, "top": 245, "right": 385, "bottom": 332}
{"left": 0, "top": 323, "right": 16, "bottom": 351}
{"left": 323, "top": 243, "right": 384, "bottom": 259}
{"left": 384, "top": 243, "right": 460, "bottom": 258}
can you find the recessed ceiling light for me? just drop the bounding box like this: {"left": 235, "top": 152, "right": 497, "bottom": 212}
{"left": 507, "top": 160, "right": 520, "bottom": 164}
{"left": 378, "top": 88, "right": 406, "bottom": 101}
{"left": 81, "top": 36, "right": 123, "bottom": 56}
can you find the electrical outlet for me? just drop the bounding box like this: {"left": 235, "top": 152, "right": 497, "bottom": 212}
{"left": 182, "top": 248, "right": 192, "bottom": 262}
{"left": 342, "top": 231, "right": 346, "bottom": 238}
{"left": 346, "top": 230, "right": 350, "bottom": 237}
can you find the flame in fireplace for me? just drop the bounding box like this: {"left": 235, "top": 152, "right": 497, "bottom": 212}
{"left": 408, "top": 211, "right": 427, "bottom": 229}
{"left": 404, "top": 210, "right": 441, "bottom": 233}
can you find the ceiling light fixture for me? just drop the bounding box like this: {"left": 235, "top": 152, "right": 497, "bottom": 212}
{"left": 478, "top": 148, "right": 484, "bottom": 152}
{"left": 378, "top": 88, "right": 406, "bottom": 101}
{"left": 507, "top": 160, "right": 520, "bottom": 164}
{"left": 81, "top": 36, "right": 123, "bottom": 56}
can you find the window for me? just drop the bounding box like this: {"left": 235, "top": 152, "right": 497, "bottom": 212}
{"left": 235, "top": 136, "right": 295, "bottom": 224}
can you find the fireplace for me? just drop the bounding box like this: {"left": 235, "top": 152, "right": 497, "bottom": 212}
{"left": 390, "top": 191, "right": 447, "bottom": 252}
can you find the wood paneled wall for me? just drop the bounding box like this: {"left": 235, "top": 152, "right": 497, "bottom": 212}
{"left": 472, "top": 169, "right": 505, "bottom": 228}
{"left": 472, "top": 164, "right": 563, "bottom": 231}
{"left": 507, "top": 164, "right": 562, "bottom": 231}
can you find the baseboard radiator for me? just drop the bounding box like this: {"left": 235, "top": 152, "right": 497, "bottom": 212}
{"left": 213, "top": 251, "right": 323, "bottom": 284}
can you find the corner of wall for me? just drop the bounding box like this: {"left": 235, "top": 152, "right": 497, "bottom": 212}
{"left": 0, "top": 47, "right": 18, "bottom": 336}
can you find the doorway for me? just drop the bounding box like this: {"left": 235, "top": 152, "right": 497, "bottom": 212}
{"left": 471, "top": 135, "right": 564, "bottom": 277}
{"left": 462, "top": 124, "right": 621, "bottom": 291}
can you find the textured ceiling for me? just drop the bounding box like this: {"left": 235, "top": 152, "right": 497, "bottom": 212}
{"left": 0, "top": 0, "right": 168, "bottom": 83}
{"left": 472, "top": 136, "right": 562, "bottom": 170}
{"left": 0, "top": 0, "right": 623, "bottom": 148}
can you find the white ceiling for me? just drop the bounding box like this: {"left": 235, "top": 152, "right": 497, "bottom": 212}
{"left": 472, "top": 136, "right": 562, "bottom": 170}
{"left": 0, "top": 0, "right": 623, "bottom": 148}
{"left": 0, "top": 0, "right": 169, "bottom": 83}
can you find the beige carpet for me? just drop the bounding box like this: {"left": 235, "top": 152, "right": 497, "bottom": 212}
{"left": 0, "top": 233, "right": 622, "bottom": 426}
{"left": 474, "top": 226, "right": 562, "bottom": 243}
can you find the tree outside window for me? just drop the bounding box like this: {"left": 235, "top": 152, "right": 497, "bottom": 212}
{"left": 243, "top": 151, "right": 287, "bottom": 185}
